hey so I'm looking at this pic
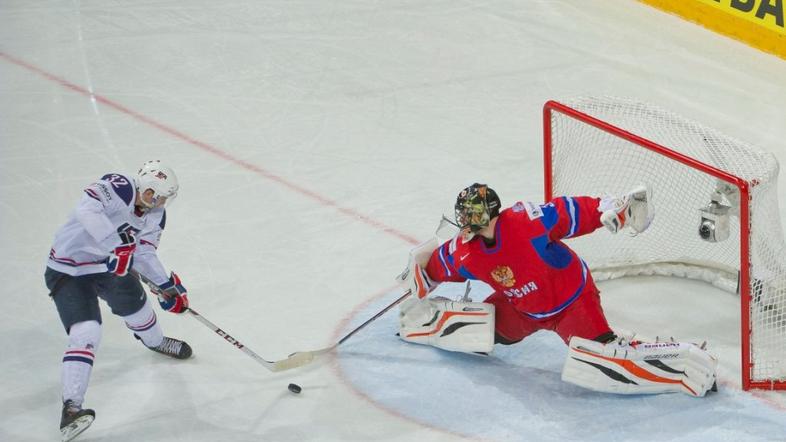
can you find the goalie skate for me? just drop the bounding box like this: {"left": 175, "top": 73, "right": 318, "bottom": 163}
{"left": 60, "top": 400, "right": 95, "bottom": 442}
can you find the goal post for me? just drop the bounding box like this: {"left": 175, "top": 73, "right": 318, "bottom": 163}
{"left": 543, "top": 97, "right": 786, "bottom": 391}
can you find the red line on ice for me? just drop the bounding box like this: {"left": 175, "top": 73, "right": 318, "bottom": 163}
{"left": 0, "top": 51, "right": 419, "bottom": 246}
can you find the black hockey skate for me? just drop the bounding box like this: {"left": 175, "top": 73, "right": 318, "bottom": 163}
{"left": 60, "top": 400, "right": 95, "bottom": 442}
{"left": 135, "top": 334, "right": 193, "bottom": 359}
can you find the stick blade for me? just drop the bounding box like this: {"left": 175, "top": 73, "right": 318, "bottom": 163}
{"left": 271, "top": 351, "right": 315, "bottom": 372}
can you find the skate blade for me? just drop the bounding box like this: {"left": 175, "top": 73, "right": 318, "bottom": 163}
{"left": 61, "top": 415, "right": 94, "bottom": 442}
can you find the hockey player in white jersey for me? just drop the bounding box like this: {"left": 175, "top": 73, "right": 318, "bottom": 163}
{"left": 46, "top": 161, "right": 191, "bottom": 442}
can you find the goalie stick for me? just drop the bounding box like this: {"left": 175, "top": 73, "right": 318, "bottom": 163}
{"left": 269, "top": 289, "right": 413, "bottom": 370}
{"left": 131, "top": 270, "right": 299, "bottom": 372}
{"left": 272, "top": 218, "right": 458, "bottom": 369}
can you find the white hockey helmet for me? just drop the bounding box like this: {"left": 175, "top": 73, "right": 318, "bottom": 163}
{"left": 135, "top": 160, "right": 179, "bottom": 210}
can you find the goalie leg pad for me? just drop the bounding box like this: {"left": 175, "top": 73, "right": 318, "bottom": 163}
{"left": 561, "top": 336, "right": 717, "bottom": 397}
{"left": 399, "top": 298, "right": 495, "bottom": 353}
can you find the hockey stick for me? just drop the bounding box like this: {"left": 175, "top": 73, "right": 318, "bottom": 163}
{"left": 184, "top": 306, "right": 311, "bottom": 372}
{"left": 132, "top": 269, "right": 410, "bottom": 371}
{"left": 269, "top": 289, "right": 413, "bottom": 370}
{"left": 131, "top": 270, "right": 296, "bottom": 372}
{"left": 131, "top": 218, "right": 449, "bottom": 372}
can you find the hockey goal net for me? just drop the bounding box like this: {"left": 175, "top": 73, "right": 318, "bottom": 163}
{"left": 544, "top": 97, "right": 786, "bottom": 391}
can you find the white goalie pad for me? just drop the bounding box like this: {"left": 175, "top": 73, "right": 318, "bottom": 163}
{"left": 562, "top": 336, "right": 718, "bottom": 397}
{"left": 399, "top": 297, "right": 495, "bottom": 353}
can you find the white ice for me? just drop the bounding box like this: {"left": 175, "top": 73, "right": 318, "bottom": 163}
{"left": 2, "top": 1, "right": 786, "bottom": 441}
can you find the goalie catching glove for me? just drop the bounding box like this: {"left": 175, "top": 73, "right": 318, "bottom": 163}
{"left": 599, "top": 185, "right": 654, "bottom": 234}
{"left": 562, "top": 335, "right": 718, "bottom": 397}
{"left": 399, "top": 297, "right": 495, "bottom": 353}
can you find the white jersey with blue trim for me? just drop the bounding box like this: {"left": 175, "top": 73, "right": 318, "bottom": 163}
{"left": 47, "top": 173, "right": 170, "bottom": 285}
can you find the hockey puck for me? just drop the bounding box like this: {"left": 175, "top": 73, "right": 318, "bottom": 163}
{"left": 287, "top": 383, "right": 302, "bottom": 394}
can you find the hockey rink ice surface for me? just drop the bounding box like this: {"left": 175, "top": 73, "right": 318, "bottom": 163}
{"left": 2, "top": 1, "right": 786, "bottom": 441}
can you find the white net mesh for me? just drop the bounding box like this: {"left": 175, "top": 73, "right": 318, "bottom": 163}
{"left": 547, "top": 96, "right": 786, "bottom": 388}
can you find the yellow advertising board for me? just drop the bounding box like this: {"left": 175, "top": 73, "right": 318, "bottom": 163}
{"left": 695, "top": 0, "right": 784, "bottom": 34}
{"left": 640, "top": 0, "right": 785, "bottom": 59}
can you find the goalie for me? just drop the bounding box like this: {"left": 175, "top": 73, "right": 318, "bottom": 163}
{"left": 397, "top": 183, "right": 718, "bottom": 397}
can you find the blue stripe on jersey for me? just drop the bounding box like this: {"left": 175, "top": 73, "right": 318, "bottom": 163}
{"left": 457, "top": 265, "right": 477, "bottom": 280}
{"left": 63, "top": 356, "right": 94, "bottom": 366}
{"left": 530, "top": 234, "right": 572, "bottom": 269}
{"left": 522, "top": 260, "right": 588, "bottom": 319}
{"left": 539, "top": 203, "right": 559, "bottom": 230}
{"left": 438, "top": 243, "right": 453, "bottom": 277}
{"left": 159, "top": 210, "right": 167, "bottom": 230}
{"left": 101, "top": 173, "right": 134, "bottom": 205}
{"left": 563, "top": 197, "right": 579, "bottom": 238}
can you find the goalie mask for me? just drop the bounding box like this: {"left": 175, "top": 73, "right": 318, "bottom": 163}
{"left": 454, "top": 183, "right": 501, "bottom": 233}
{"left": 135, "top": 160, "right": 179, "bottom": 211}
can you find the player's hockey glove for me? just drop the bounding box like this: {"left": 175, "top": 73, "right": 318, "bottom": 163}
{"left": 156, "top": 272, "right": 189, "bottom": 314}
{"left": 106, "top": 231, "right": 136, "bottom": 276}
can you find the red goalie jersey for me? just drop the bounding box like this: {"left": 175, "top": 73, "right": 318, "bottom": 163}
{"left": 424, "top": 196, "right": 612, "bottom": 342}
